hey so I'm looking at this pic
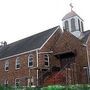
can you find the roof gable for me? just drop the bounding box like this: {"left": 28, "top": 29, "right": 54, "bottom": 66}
{"left": 80, "top": 30, "right": 90, "bottom": 43}
{"left": 0, "top": 26, "right": 60, "bottom": 59}
{"left": 53, "top": 31, "right": 82, "bottom": 54}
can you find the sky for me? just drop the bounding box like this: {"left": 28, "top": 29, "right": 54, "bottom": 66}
{"left": 0, "top": 0, "right": 90, "bottom": 44}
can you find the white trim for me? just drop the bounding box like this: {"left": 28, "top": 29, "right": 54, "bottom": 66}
{"left": 83, "top": 66, "right": 88, "bottom": 69}
{"left": 36, "top": 50, "right": 39, "bottom": 86}
{"left": 36, "top": 70, "right": 39, "bottom": 86}
{"left": 83, "top": 44, "right": 87, "bottom": 47}
{"left": 27, "top": 78, "right": 30, "bottom": 87}
{"left": 36, "top": 50, "right": 39, "bottom": 67}
{"left": 28, "top": 66, "right": 38, "bottom": 69}
{"left": 38, "top": 51, "right": 53, "bottom": 54}
{"left": 0, "top": 48, "right": 39, "bottom": 61}
{"left": 39, "top": 26, "right": 60, "bottom": 50}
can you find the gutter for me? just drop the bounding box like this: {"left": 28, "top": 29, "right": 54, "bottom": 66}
{"left": 0, "top": 48, "right": 40, "bottom": 61}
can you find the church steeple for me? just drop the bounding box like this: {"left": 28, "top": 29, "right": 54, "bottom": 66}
{"left": 62, "top": 4, "right": 84, "bottom": 37}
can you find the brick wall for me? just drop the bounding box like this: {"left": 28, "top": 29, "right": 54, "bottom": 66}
{"left": 0, "top": 28, "right": 62, "bottom": 86}
{"left": 0, "top": 51, "right": 38, "bottom": 86}
{"left": 53, "top": 31, "right": 88, "bottom": 84}
{"left": 0, "top": 30, "right": 88, "bottom": 86}
{"left": 39, "top": 29, "right": 61, "bottom": 68}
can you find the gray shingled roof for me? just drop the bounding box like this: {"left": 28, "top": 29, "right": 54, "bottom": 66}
{"left": 0, "top": 26, "right": 60, "bottom": 59}
{"left": 62, "top": 10, "right": 83, "bottom": 21}
{"left": 80, "top": 30, "right": 90, "bottom": 43}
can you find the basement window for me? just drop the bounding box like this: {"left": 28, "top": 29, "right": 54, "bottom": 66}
{"left": 44, "top": 54, "right": 49, "bottom": 67}
{"left": 15, "top": 78, "right": 20, "bottom": 87}
{"left": 31, "top": 76, "right": 34, "bottom": 85}
{"left": 28, "top": 54, "right": 33, "bottom": 67}
{"left": 15, "top": 57, "right": 20, "bottom": 69}
{"left": 5, "top": 60, "right": 9, "bottom": 71}
{"left": 4, "top": 80, "right": 8, "bottom": 86}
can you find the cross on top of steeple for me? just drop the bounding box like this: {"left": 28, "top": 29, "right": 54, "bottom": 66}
{"left": 70, "top": 3, "right": 73, "bottom": 11}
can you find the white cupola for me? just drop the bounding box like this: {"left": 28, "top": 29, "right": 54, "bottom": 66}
{"left": 62, "top": 4, "right": 84, "bottom": 38}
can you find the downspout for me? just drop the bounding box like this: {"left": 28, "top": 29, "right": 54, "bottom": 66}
{"left": 36, "top": 49, "right": 39, "bottom": 86}
{"left": 86, "top": 36, "right": 90, "bottom": 83}
{"left": 86, "top": 44, "right": 90, "bottom": 83}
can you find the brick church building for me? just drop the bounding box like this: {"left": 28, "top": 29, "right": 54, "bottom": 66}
{"left": 0, "top": 9, "right": 90, "bottom": 87}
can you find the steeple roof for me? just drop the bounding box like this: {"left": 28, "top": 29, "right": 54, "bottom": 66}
{"left": 62, "top": 10, "right": 83, "bottom": 21}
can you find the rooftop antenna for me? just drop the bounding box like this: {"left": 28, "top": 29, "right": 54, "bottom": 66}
{"left": 69, "top": 3, "right": 73, "bottom": 11}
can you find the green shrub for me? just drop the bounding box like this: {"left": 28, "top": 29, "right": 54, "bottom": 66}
{"left": 0, "top": 84, "right": 89, "bottom": 90}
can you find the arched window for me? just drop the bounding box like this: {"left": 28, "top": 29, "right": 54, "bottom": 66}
{"left": 5, "top": 60, "right": 9, "bottom": 71}
{"left": 65, "top": 21, "right": 69, "bottom": 31}
{"left": 81, "top": 21, "right": 84, "bottom": 31}
{"left": 15, "top": 57, "right": 20, "bottom": 69}
{"left": 78, "top": 19, "right": 80, "bottom": 31}
{"left": 71, "top": 18, "right": 76, "bottom": 32}
{"left": 28, "top": 54, "right": 33, "bottom": 67}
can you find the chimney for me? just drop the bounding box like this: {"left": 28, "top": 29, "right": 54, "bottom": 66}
{"left": 0, "top": 41, "right": 7, "bottom": 47}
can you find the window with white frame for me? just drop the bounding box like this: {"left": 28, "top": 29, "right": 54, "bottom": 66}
{"left": 44, "top": 54, "right": 49, "bottom": 66}
{"left": 71, "top": 18, "right": 76, "bottom": 32}
{"left": 31, "top": 76, "right": 34, "bottom": 85}
{"left": 65, "top": 20, "right": 69, "bottom": 31}
{"left": 5, "top": 60, "right": 9, "bottom": 71}
{"left": 4, "top": 79, "right": 8, "bottom": 86}
{"left": 15, "top": 57, "right": 20, "bottom": 69}
{"left": 15, "top": 78, "right": 20, "bottom": 87}
{"left": 28, "top": 54, "right": 33, "bottom": 67}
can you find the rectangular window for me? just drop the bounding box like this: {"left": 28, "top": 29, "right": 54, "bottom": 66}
{"left": 5, "top": 60, "right": 9, "bottom": 71}
{"left": 27, "top": 76, "right": 34, "bottom": 86}
{"left": 31, "top": 76, "right": 34, "bottom": 86}
{"left": 15, "top": 78, "right": 20, "bottom": 87}
{"left": 15, "top": 57, "right": 20, "bottom": 69}
{"left": 4, "top": 80, "right": 8, "bottom": 86}
{"left": 28, "top": 54, "right": 33, "bottom": 67}
{"left": 44, "top": 54, "right": 49, "bottom": 66}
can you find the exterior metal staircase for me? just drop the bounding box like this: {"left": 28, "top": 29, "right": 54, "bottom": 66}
{"left": 43, "top": 63, "right": 70, "bottom": 86}
{"left": 43, "top": 62, "right": 77, "bottom": 86}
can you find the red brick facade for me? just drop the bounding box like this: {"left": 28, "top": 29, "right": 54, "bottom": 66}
{"left": 53, "top": 31, "right": 88, "bottom": 84}
{"left": 0, "top": 30, "right": 89, "bottom": 86}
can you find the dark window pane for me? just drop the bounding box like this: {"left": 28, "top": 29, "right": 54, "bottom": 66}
{"left": 65, "top": 21, "right": 69, "bottom": 31}
{"left": 6, "top": 67, "right": 9, "bottom": 71}
{"left": 29, "top": 62, "right": 33, "bottom": 66}
{"left": 45, "top": 58, "right": 48, "bottom": 61}
{"left": 71, "top": 18, "right": 76, "bottom": 32}
{"left": 16, "top": 79, "right": 20, "bottom": 87}
{"left": 16, "top": 64, "right": 20, "bottom": 68}
{"left": 81, "top": 21, "right": 84, "bottom": 31}
{"left": 78, "top": 19, "right": 80, "bottom": 31}
{"left": 44, "top": 54, "right": 49, "bottom": 66}
{"left": 45, "top": 62, "right": 48, "bottom": 66}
